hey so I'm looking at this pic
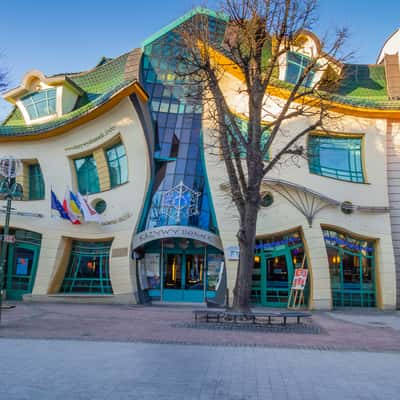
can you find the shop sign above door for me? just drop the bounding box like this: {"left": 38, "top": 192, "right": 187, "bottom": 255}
{"left": 132, "top": 226, "right": 223, "bottom": 251}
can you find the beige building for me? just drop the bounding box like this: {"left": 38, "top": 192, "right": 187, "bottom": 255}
{"left": 0, "top": 8, "right": 400, "bottom": 310}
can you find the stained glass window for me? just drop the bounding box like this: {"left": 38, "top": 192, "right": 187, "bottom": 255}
{"left": 308, "top": 135, "right": 365, "bottom": 183}
{"left": 21, "top": 88, "right": 57, "bottom": 120}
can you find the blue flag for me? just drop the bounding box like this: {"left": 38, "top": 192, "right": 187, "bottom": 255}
{"left": 51, "top": 190, "right": 70, "bottom": 220}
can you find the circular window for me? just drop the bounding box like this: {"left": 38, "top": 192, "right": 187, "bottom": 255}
{"left": 341, "top": 201, "right": 354, "bottom": 215}
{"left": 260, "top": 192, "right": 274, "bottom": 207}
{"left": 92, "top": 199, "right": 107, "bottom": 214}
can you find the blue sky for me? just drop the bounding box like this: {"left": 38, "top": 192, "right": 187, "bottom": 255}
{"left": 1, "top": 0, "right": 399, "bottom": 119}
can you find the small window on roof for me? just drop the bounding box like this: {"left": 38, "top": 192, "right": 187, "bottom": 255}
{"left": 285, "top": 51, "right": 315, "bottom": 88}
{"left": 21, "top": 88, "right": 57, "bottom": 120}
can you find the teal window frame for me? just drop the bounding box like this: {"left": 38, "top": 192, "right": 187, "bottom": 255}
{"left": 60, "top": 240, "right": 113, "bottom": 295}
{"left": 285, "top": 51, "right": 315, "bottom": 88}
{"left": 28, "top": 163, "right": 45, "bottom": 200}
{"left": 105, "top": 142, "right": 128, "bottom": 188}
{"left": 308, "top": 134, "right": 365, "bottom": 183}
{"left": 21, "top": 88, "right": 57, "bottom": 120}
{"left": 74, "top": 155, "right": 100, "bottom": 195}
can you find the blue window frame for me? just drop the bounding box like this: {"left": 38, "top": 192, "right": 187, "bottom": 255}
{"left": 28, "top": 164, "right": 45, "bottom": 200}
{"left": 308, "top": 135, "right": 365, "bottom": 183}
{"left": 74, "top": 155, "right": 100, "bottom": 194}
{"left": 285, "top": 51, "right": 315, "bottom": 88}
{"left": 106, "top": 142, "right": 128, "bottom": 188}
{"left": 21, "top": 88, "right": 57, "bottom": 120}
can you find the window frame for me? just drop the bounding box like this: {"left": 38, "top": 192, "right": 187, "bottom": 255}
{"left": 73, "top": 154, "right": 101, "bottom": 195}
{"left": 105, "top": 141, "right": 128, "bottom": 188}
{"left": 307, "top": 132, "right": 366, "bottom": 184}
{"left": 28, "top": 163, "right": 45, "bottom": 201}
{"left": 285, "top": 51, "right": 316, "bottom": 88}
{"left": 21, "top": 88, "right": 57, "bottom": 121}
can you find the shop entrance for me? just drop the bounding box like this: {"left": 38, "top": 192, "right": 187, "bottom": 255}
{"left": 251, "top": 231, "right": 308, "bottom": 307}
{"left": 137, "top": 238, "right": 225, "bottom": 303}
{"left": 0, "top": 229, "right": 42, "bottom": 300}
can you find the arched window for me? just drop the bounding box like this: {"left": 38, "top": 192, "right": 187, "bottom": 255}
{"left": 21, "top": 88, "right": 57, "bottom": 120}
{"left": 285, "top": 51, "right": 315, "bottom": 88}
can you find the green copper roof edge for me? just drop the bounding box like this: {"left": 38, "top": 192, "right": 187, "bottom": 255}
{"left": 142, "top": 7, "right": 228, "bottom": 48}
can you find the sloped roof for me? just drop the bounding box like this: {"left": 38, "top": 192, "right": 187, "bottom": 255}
{"left": 0, "top": 48, "right": 146, "bottom": 138}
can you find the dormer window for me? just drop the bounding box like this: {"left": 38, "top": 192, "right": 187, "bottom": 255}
{"left": 21, "top": 88, "right": 57, "bottom": 120}
{"left": 285, "top": 51, "right": 315, "bottom": 88}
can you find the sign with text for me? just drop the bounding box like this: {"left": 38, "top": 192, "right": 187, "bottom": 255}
{"left": 291, "top": 269, "right": 308, "bottom": 290}
{"left": 0, "top": 234, "right": 15, "bottom": 243}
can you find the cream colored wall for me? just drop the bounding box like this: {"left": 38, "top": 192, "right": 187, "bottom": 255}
{"left": 60, "top": 86, "right": 79, "bottom": 115}
{"left": 0, "top": 97, "right": 151, "bottom": 302}
{"left": 202, "top": 72, "right": 397, "bottom": 310}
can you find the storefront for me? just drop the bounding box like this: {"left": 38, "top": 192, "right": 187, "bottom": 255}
{"left": 324, "top": 228, "right": 376, "bottom": 307}
{"left": 251, "top": 231, "right": 308, "bottom": 307}
{"left": 0, "top": 229, "right": 42, "bottom": 300}
{"left": 136, "top": 237, "right": 225, "bottom": 303}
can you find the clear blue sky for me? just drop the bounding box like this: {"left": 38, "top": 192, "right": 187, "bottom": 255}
{"left": 1, "top": 0, "right": 400, "bottom": 119}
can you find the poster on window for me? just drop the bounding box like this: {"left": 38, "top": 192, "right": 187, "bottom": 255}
{"left": 207, "top": 254, "right": 224, "bottom": 291}
{"left": 144, "top": 253, "right": 160, "bottom": 289}
{"left": 16, "top": 257, "right": 29, "bottom": 276}
{"left": 291, "top": 269, "right": 308, "bottom": 290}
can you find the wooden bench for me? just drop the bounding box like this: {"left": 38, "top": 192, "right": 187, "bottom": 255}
{"left": 192, "top": 309, "right": 225, "bottom": 322}
{"left": 278, "top": 311, "right": 312, "bottom": 325}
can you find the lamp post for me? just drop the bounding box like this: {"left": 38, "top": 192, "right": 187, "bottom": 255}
{"left": 0, "top": 156, "right": 23, "bottom": 324}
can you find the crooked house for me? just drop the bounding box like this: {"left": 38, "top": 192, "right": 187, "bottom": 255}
{"left": 1, "top": 8, "right": 400, "bottom": 310}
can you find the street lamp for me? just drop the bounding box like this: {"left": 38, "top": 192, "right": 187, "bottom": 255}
{"left": 0, "top": 156, "right": 23, "bottom": 324}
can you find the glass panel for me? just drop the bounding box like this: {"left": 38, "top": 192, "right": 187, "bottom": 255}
{"left": 285, "top": 51, "right": 315, "bottom": 88}
{"left": 164, "top": 254, "right": 182, "bottom": 289}
{"left": 10, "top": 247, "right": 35, "bottom": 291}
{"left": 308, "top": 135, "right": 365, "bottom": 183}
{"left": 74, "top": 155, "right": 100, "bottom": 195}
{"left": 60, "top": 241, "right": 113, "bottom": 294}
{"left": 185, "top": 254, "right": 204, "bottom": 290}
{"left": 106, "top": 142, "right": 128, "bottom": 188}
{"left": 207, "top": 254, "right": 224, "bottom": 291}
{"left": 28, "top": 163, "right": 45, "bottom": 200}
{"left": 267, "top": 255, "right": 288, "bottom": 287}
{"left": 21, "top": 89, "right": 57, "bottom": 120}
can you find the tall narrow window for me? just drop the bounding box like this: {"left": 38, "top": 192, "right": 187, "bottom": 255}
{"left": 308, "top": 135, "right": 365, "bottom": 183}
{"left": 106, "top": 142, "right": 128, "bottom": 188}
{"left": 21, "top": 88, "right": 57, "bottom": 120}
{"left": 28, "top": 163, "right": 45, "bottom": 200}
{"left": 285, "top": 51, "right": 315, "bottom": 88}
{"left": 74, "top": 155, "right": 100, "bottom": 194}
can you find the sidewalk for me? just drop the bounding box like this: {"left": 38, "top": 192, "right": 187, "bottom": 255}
{"left": 1, "top": 302, "right": 400, "bottom": 352}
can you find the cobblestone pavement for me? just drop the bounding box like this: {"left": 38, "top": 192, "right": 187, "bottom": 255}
{"left": 1, "top": 302, "right": 400, "bottom": 351}
{"left": 1, "top": 338, "right": 399, "bottom": 400}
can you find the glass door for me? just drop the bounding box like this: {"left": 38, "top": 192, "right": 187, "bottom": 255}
{"left": 6, "top": 242, "right": 40, "bottom": 300}
{"left": 265, "top": 250, "right": 293, "bottom": 307}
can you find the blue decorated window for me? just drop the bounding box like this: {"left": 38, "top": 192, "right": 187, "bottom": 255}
{"left": 28, "top": 164, "right": 45, "bottom": 200}
{"left": 21, "top": 88, "right": 57, "bottom": 120}
{"left": 74, "top": 155, "right": 100, "bottom": 195}
{"left": 285, "top": 51, "right": 315, "bottom": 88}
{"left": 106, "top": 142, "right": 128, "bottom": 188}
{"left": 308, "top": 135, "right": 365, "bottom": 183}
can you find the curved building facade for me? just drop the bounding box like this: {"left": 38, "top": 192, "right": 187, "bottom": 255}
{"left": 0, "top": 8, "right": 400, "bottom": 309}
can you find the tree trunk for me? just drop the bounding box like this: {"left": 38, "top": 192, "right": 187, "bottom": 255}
{"left": 232, "top": 200, "right": 259, "bottom": 312}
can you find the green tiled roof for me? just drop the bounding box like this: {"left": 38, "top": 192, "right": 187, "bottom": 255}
{"left": 1, "top": 50, "right": 140, "bottom": 137}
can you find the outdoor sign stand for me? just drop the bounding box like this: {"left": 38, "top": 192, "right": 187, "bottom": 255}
{"left": 287, "top": 256, "right": 308, "bottom": 309}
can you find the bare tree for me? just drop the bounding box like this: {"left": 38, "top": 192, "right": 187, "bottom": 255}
{"left": 179, "top": 0, "right": 348, "bottom": 311}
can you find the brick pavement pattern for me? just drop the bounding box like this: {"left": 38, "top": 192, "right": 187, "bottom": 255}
{"left": 1, "top": 338, "right": 399, "bottom": 400}
{"left": 1, "top": 302, "right": 400, "bottom": 351}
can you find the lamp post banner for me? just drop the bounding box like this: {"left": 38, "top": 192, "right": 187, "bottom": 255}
{"left": 132, "top": 226, "right": 223, "bottom": 251}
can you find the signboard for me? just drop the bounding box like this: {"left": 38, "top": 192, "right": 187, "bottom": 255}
{"left": 0, "top": 234, "right": 15, "bottom": 243}
{"left": 132, "top": 226, "right": 223, "bottom": 250}
{"left": 225, "top": 245, "right": 239, "bottom": 260}
{"left": 291, "top": 269, "right": 308, "bottom": 290}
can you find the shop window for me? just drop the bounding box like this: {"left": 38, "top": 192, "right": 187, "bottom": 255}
{"left": 21, "top": 88, "right": 57, "bottom": 120}
{"left": 28, "top": 163, "right": 45, "bottom": 200}
{"left": 285, "top": 51, "right": 315, "bottom": 88}
{"left": 105, "top": 142, "right": 128, "bottom": 188}
{"left": 60, "top": 240, "right": 113, "bottom": 294}
{"left": 308, "top": 135, "right": 365, "bottom": 183}
{"left": 74, "top": 155, "right": 100, "bottom": 195}
{"left": 323, "top": 228, "right": 375, "bottom": 307}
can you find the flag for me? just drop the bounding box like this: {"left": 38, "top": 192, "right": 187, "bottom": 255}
{"left": 69, "top": 191, "right": 82, "bottom": 216}
{"left": 63, "top": 190, "right": 81, "bottom": 225}
{"left": 77, "top": 192, "right": 101, "bottom": 223}
{"left": 51, "top": 190, "right": 71, "bottom": 221}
